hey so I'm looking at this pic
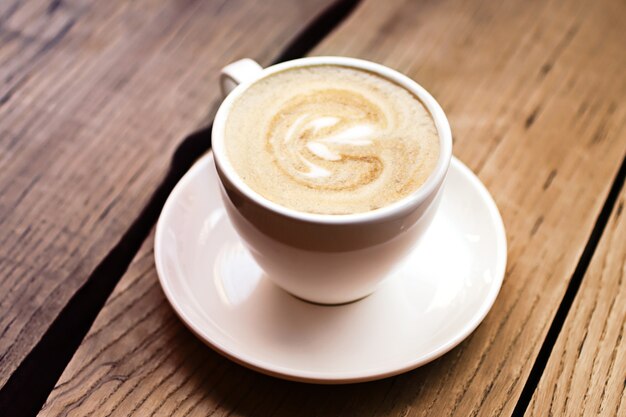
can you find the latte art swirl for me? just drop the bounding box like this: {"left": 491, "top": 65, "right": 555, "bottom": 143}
{"left": 267, "top": 89, "right": 386, "bottom": 191}
{"left": 225, "top": 65, "right": 439, "bottom": 214}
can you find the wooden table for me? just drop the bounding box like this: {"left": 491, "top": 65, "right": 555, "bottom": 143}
{"left": 0, "top": 0, "right": 624, "bottom": 415}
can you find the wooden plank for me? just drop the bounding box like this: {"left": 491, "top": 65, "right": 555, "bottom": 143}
{"left": 526, "top": 188, "right": 625, "bottom": 416}
{"left": 40, "top": 0, "right": 626, "bottom": 415}
{"left": 0, "top": 0, "right": 335, "bottom": 390}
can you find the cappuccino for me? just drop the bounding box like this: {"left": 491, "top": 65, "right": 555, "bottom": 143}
{"left": 224, "top": 65, "right": 439, "bottom": 214}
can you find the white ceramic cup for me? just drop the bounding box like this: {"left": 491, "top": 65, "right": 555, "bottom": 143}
{"left": 212, "top": 57, "right": 452, "bottom": 304}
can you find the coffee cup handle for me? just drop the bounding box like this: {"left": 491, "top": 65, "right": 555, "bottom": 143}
{"left": 220, "top": 59, "right": 264, "bottom": 97}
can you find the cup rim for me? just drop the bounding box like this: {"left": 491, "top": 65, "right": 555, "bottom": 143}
{"left": 212, "top": 56, "right": 452, "bottom": 225}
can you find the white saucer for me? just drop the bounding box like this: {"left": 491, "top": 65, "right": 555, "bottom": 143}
{"left": 155, "top": 153, "right": 507, "bottom": 383}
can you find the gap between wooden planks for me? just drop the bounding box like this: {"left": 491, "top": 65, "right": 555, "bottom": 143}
{"left": 40, "top": 0, "right": 626, "bottom": 415}
{"left": 0, "top": 0, "right": 335, "bottom": 394}
{"left": 527, "top": 186, "right": 625, "bottom": 416}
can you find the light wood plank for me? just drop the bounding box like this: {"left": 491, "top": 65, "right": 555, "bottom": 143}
{"left": 0, "top": 0, "right": 334, "bottom": 389}
{"left": 40, "top": 0, "right": 626, "bottom": 415}
{"left": 527, "top": 189, "right": 625, "bottom": 416}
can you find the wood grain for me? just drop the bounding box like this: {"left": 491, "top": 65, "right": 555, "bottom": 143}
{"left": 526, "top": 188, "right": 625, "bottom": 416}
{"left": 0, "top": 0, "right": 335, "bottom": 390}
{"left": 40, "top": 0, "right": 626, "bottom": 415}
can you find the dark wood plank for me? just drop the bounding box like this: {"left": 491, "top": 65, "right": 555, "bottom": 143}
{"left": 0, "top": 0, "right": 335, "bottom": 390}
{"left": 526, "top": 188, "right": 625, "bottom": 416}
{"left": 40, "top": 0, "right": 626, "bottom": 415}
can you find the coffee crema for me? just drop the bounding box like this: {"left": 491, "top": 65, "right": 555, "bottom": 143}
{"left": 224, "top": 65, "right": 440, "bottom": 214}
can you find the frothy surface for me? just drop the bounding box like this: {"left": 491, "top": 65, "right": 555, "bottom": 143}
{"left": 225, "top": 65, "right": 440, "bottom": 214}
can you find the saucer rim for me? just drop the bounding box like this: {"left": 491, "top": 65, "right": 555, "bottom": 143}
{"left": 154, "top": 152, "right": 507, "bottom": 384}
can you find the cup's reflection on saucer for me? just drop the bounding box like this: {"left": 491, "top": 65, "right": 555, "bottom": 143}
{"left": 213, "top": 241, "right": 262, "bottom": 307}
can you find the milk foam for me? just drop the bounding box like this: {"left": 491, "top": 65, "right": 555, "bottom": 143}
{"left": 225, "top": 65, "right": 440, "bottom": 214}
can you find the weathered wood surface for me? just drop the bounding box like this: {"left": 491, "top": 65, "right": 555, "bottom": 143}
{"left": 0, "top": 0, "right": 335, "bottom": 390}
{"left": 39, "top": 0, "right": 626, "bottom": 415}
{"left": 527, "top": 189, "right": 625, "bottom": 416}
